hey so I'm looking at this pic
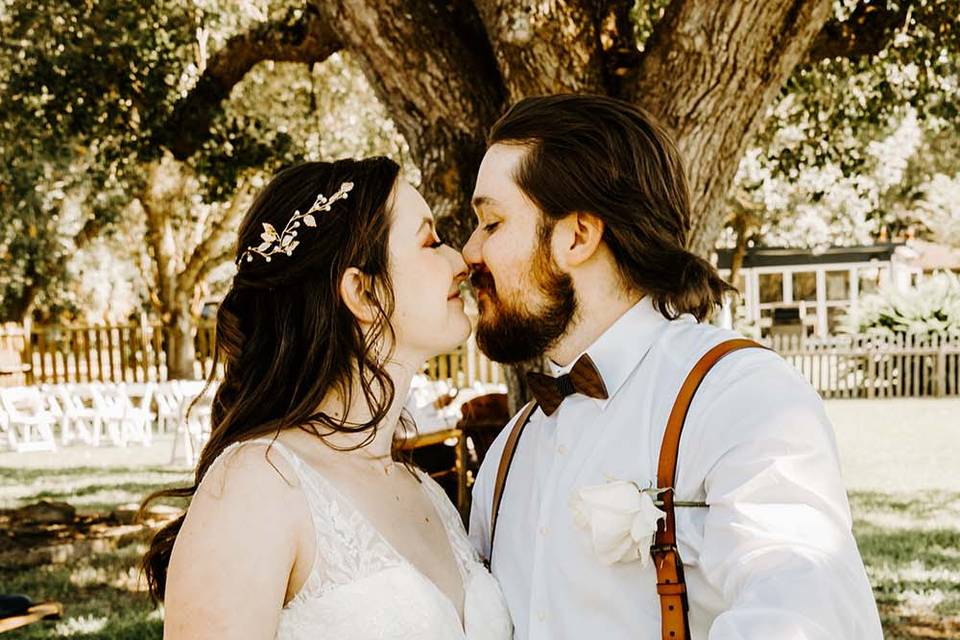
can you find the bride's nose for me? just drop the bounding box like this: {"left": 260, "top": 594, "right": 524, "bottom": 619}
{"left": 444, "top": 245, "right": 469, "bottom": 285}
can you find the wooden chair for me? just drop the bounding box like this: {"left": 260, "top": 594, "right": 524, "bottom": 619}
{"left": 457, "top": 393, "right": 510, "bottom": 471}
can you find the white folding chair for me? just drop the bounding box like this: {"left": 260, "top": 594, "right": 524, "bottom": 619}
{"left": 154, "top": 381, "right": 181, "bottom": 434}
{"left": 170, "top": 380, "right": 216, "bottom": 465}
{"left": 119, "top": 382, "right": 156, "bottom": 447}
{"left": 87, "top": 383, "right": 128, "bottom": 446}
{"left": 52, "top": 384, "right": 102, "bottom": 446}
{"left": 0, "top": 387, "right": 58, "bottom": 453}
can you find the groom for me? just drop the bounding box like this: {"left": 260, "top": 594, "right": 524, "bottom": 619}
{"left": 464, "top": 94, "right": 882, "bottom": 639}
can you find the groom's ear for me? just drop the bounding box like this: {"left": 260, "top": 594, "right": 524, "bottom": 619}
{"left": 340, "top": 267, "right": 378, "bottom": 326}
{"left": 554, "top": 211, "right": 605, "bottom": 268}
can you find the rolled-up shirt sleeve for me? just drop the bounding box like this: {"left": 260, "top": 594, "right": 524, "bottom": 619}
{"left": 691, "top": 354, "right": 883, "bottom": 639}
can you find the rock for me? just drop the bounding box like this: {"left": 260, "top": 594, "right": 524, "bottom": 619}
{"left": 12, "top": 501, "right": 76, "bottom": 525}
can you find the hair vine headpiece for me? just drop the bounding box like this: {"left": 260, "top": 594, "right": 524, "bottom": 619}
{"left": 238, "top": 181, "right": 354, "bottom": 265}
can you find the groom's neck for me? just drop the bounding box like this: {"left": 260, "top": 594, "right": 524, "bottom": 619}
{"left": 547, "top": 283, "right": 641, "bottom": 368}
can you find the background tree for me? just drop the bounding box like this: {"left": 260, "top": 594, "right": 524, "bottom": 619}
{"left": 3, "top": 0, "right": 958, "bottom": 382}
{"left": 0, "top": 0, "right": 407, "bottom": 375}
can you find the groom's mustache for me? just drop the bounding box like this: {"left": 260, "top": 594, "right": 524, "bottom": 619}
{"left": 469, "top": 269, "right": 496, "bottom": 295}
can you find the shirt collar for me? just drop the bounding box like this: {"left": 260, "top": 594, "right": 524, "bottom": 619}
{"left": 548, "top": 297, "right": 668, "bottom": 410}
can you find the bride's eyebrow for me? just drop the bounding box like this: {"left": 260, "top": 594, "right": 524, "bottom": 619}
{"left": 417, "top": 218, "right": 435, "bottom": 236}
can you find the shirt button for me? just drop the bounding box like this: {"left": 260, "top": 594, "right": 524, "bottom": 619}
{"left": 557, "top": 444, "right": 568, "bottom": 455}
{"left": 537, "top": 611, "right": 547, "bottom": 622}
{"left": 539, "top": 526, "right": 549, "bottom": 536}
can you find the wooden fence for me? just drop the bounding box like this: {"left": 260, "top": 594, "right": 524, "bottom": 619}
{"left": 2, "top": 322, "right": 958, "bottom": 398}
{"left": 0, "top": 321, "right": 218, "bottom": 386}
{"left": 0, "top": 321, "right": 501, "bottom": 389}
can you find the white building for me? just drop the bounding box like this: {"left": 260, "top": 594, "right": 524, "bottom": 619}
{"left": 716, "top": 243, "right": 922, "bottom": 337}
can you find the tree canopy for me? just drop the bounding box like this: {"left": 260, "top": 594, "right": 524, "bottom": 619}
{"left": 1, "top": 0, "right": 957, "bottom": 324}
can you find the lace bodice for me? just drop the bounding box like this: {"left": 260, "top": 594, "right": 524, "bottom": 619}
{"left": 211, "top": 439, "right": 512, "bottom": 640}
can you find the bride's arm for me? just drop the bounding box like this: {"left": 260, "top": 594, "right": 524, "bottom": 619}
{"left": 163, "top": 443, "right": 309, "bottom": 639}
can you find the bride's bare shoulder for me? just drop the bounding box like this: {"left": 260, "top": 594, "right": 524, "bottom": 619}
{"left": 197, "top": 439, "right": 302, "bottom": 501}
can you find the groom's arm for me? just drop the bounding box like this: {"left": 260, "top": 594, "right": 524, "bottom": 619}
{"left": 689, "top": 351, "right": 883, "bottom": 640}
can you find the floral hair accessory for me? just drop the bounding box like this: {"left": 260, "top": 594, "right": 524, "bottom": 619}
{"left": 238, "top": 181, "right": 354, "bottom": 265}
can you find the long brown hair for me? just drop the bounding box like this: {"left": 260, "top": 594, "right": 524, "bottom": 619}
{"left": 140, "top": 157, "right": 402, "bottom": 601}
{"left": 488, "top": 94, "right": 734, "bottom": 321}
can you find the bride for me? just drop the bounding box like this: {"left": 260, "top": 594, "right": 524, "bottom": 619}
{"left": 141, "top": 158, "right": 512, "bottom": 639}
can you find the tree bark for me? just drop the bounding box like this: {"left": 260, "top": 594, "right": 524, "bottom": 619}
{"left": 312, "top": 0, "right": 506, "bottom": 248}
{"left": 473, "top": 0, "right": 607, "bottom": 100}
{"left": 624, "top": 0, "right": 835, "bottom": 257}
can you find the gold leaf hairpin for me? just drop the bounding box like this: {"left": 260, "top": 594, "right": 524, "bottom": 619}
{"left": 238, "top": 181, "right": 354, "bottom": 264}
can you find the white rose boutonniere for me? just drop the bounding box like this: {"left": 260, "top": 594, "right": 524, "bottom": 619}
{"left": 570, "top": 480, "right": 666, "bottom": 567}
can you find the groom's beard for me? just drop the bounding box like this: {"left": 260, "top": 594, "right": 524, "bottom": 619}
{"left": 472, "top": 244, "right": 576, "bottom": 364}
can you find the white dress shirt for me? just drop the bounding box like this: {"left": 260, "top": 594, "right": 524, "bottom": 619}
{"left": 469, "top": 298, "right": 882, "bottom": 640}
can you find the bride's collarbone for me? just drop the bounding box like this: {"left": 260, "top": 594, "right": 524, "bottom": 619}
{"left": 280, "top": 440, "right": 466, "bottom": 613}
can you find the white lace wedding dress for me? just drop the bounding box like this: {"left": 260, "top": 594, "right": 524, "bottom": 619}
{"left": 212, "top": 439, "right": 513, "bottom": 639}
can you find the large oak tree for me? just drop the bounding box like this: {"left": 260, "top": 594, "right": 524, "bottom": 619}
{"left": 163, "top": 0, "right": 923, "bottom": 256}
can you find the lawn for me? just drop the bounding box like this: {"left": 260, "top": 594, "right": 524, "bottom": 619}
{"left": 2, "top": 400, "right": 959, "bottom": 639}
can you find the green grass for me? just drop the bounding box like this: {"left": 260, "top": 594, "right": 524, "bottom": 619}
{"left": 2, "top": 471, "right": 959, "bottom": 638}
{"left": 1, "top": 465, "right": 188, "bottom": 639}
{"left": 850, "top": 491, "right": 960, "bottom": 638}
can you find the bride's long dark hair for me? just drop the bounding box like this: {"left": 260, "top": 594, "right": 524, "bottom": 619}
{"left": 141, "top": 157, "right": 402, "bottom": 601}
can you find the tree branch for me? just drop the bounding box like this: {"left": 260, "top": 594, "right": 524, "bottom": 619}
{"left": 163, "top": 5, "right": 342, "bottom": 160}
{"left": 806, "top": 1, "right": 910, "bottom": 62}
{"left": 193, "top": 243, "right": 237, "bottom": 286}
{"left": 179, "top": 180, "right": 251, "bottom": 289}
{"left": 140, "top": 162, "right": 174, "bottom": 318}
{"left": 623, "top": 0, "right": 835, "bottom": 257}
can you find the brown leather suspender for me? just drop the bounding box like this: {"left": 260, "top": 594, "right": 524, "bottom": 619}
{"left": 489, "top": 399, "right": 539, "bottom": 560}
{"left": 488, "top": 338, "right": 765, "bottom": 639}
{"left": 652, "top": 338, "right": 764, "bottom": 639}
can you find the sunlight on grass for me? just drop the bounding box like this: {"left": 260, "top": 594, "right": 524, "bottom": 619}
{"left": 850, "top": 490, "right": 960, "bottom": 637}
{"left": 53, "top": 614, "right": 109, "bottom": 637}
{"left": 3, "top": 466, "right": 958, "bottom": 638}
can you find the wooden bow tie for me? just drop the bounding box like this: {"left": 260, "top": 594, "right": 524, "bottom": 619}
{"left": 525, "top": 353, "right": 609, "bottom": 416}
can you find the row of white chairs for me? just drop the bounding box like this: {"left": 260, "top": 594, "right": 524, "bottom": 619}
{"left": 0, "top": 381, "right": 217, "bottom": 465}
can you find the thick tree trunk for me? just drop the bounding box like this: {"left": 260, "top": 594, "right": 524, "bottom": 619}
{"left": 314, "top": 0, "right": 506, "bottom": 248}
{"left": 3, "top": 288, "right": 37, "bottom": 324}
{"left": 473, "top": 0, "right": 606, "bottom": 99}
{"left": 166, "top": 292, "right": 198, "bottom": 380}
{"left": 625, "top": 0, "right": 834, "bottom": 257}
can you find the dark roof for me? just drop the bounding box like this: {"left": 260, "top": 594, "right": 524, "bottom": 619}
{"left": 715, "top": 244, "right": 902, "bottom": 269}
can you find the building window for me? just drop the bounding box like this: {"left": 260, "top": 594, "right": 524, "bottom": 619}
{"left": 759, "top": 273, "right": 783, "bottom": 303}
{"left": 858, "top": 266, "right": 886, "bottom": 295}
{"left": 792, "top": 272, "right": 817, "bottom": 301}
{"left": 826, "top": 270, "right": 850, "bottom": 301}
{"left": 827, "top": 306, "right": 848, "bottom": 333}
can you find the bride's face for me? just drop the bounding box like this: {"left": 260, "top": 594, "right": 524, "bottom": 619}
{"left": 386, "top": 180, "right": 471, "bottom": 360}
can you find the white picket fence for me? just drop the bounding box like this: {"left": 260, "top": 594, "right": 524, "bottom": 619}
{"left": 766, "top": 333, "right": 960, "bottom": 398}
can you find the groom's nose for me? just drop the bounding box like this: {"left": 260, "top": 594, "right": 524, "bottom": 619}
{"left": 461, "top": 227, "right": 483, "bottom": 268}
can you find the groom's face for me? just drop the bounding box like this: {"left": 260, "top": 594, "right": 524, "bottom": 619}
{"left": 462, "top": 144, "right": 576, "bottom": 363}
